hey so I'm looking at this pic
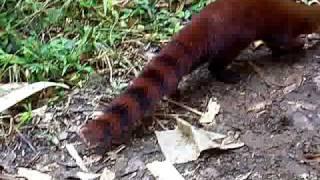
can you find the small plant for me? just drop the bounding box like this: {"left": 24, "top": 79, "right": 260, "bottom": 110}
{"left": 18, "top": 103, "right": 33, "bottom": 127}
{"left": 0, "top": 0, "right": 208, "bottom": 85}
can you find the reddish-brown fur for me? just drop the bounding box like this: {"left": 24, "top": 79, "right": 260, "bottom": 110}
{"left": 79, "top": 0, "right": 320, "bottom": 152}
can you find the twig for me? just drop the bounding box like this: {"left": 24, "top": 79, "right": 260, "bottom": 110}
{"left": 114, "top": 144, "right": 126, "bottom": 154}
{"left": 100, "top": 145, "right": 126, "bottom": 165}
{"left": 0, "top": 0, "right": 7, "bottom": 11}
{"left": 7, "top": 117, "right": 14, "bottom": 136}
{"left": 26, "top": 151, "right": 41, "bottom": 167}
{"left": 0, "top": 116, "right": 14, "bottom": 138}
{"left": 153, "top": 116, "right": 168, "bottom": 130}
{"left": 63, "top": 94, "right": 72, "bottom": 113}
{"left": 304, "top": 153, "right": 320, "bottom": 162}
{"left": 0, "top": 115, "right": 11, "bottom": 119}
{"left": 14, "top": 127, "right": 37, "bottom": 153}
{"left": 164, "top": 98, "right": 204, "bottom": 116}
{"left": 119, "top": 0, "right": 130, "bottom": 7}
{"left": 105, "top": 53, "right": 113, "bottom": 84}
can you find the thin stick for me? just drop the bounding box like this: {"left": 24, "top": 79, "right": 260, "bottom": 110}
{"left": 7, "top": 117, "right": 14, "bottom": 136}
{"left": 153, "top": 116, "right": 168, "bottom": 130}
{"left": 164, "top": 98, "right": 204, "bottom": 116}
{"left": 26, "top": 151, "right": 41, "bottom": 167}
{"left": 106, "top": 54, "right": 113, "bottom": 84}
{"left": 15, "top": 127, "right": 37, "bottom": 153}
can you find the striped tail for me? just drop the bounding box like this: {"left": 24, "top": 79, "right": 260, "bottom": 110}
{"left": 79, "top": 38, "right": 202, "bottom": 150}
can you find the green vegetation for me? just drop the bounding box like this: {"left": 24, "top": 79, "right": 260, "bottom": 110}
{"left": 0, "top": 0, "right": 211, "bottom": 86}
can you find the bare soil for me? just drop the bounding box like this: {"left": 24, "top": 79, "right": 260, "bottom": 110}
{"left": 2, "top": 41, "right": 320, "bottom": 179}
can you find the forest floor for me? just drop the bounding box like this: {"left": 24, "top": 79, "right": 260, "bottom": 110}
{"left": 2, "top": 40, "right": 320, "bottom": 180}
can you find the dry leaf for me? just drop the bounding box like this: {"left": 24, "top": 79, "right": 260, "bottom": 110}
{"left": 76, "top": 172, "right": 100, "bottom": 180}
{"left": 0, "top": 81, "right": 69, "bottom": 113}
{"left": 252, "top": 40, "right": 265, "bottom": 50}
{"left": 100, "top": 168, "right": 115, "bottom": 180}
{"left": 0, "top": 83, "right": 27, "bottom": 96}
{"left": 155, "top": 118, "right": 244, "bottom": 164}
{"left": 17, "top": 167, "right": 52, "bottom": 180}
{"left": 199, "top": 98, "right": 220, "bottom": 124}
{"left": 147, "top": 161, "right": 184, "bottom": 180}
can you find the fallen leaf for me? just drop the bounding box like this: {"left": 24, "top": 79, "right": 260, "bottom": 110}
{"left": 199, "top": 98, "right": 220, "bottom": 124}
{"left": 0, "top": 83, "right": 27, "bottom": 96}
{"left": 76, "top": 172, "right": 100, "bottom": 180}
{"left": 155, "top": 118, "right": 244, "bottom": 164}
{"left": 147, "top": 161, "right": 184, "bottom": 180}
{"left": 0, "top": 81, "right": 69, "bottom": 113}
{"left": 17, "top": 167, "right": 52, "bottom": 180}
{"left": 100, "top": 168, "right": 115, "bottom": 180}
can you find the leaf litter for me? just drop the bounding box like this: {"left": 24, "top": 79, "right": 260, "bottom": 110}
{"left": 154, "top": 117, "right": 244, "bottom": 164}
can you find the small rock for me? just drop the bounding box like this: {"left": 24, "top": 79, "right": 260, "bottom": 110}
{"left": 291, "top": 112, "right": 314, "bottom": 130}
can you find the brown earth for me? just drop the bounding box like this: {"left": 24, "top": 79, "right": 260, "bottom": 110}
{"left": 2, "top": 39, "right": 320, "bottom": 179}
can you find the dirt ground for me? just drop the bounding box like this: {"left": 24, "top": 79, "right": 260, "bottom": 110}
{"left": 2, "top": 40, "right": 320, "bottom": 179}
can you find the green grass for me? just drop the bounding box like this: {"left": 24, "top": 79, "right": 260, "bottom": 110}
{"left": 0, "top": 0, "right": 316, "bottom": 85}
{"left": 0, "top": 0, "right": 211, "bottom": 86}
